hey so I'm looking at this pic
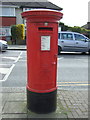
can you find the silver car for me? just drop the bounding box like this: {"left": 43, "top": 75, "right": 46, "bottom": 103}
{"left": 0, "top": 40, "right": 8, "bottom": 52}
{"left": 58, "top": 31, "right": 90, "bottom": 54}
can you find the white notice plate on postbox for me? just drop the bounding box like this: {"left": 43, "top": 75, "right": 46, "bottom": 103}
{"left": 41, "top": 36, "right": 50, "bottom": 51}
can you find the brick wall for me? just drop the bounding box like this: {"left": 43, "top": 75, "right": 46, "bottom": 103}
{"left": 0, "top": 17, "right": 16, "bottom": 26}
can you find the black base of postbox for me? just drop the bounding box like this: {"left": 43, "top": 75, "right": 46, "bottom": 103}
{"left": 27, "top": 89, "right": 57, "bottom": 114}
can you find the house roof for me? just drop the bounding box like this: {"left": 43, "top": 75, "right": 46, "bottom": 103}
{"left": 0, "top": 0, "right": 62, "bottom": 11}
{"left": 82, "top": 22, "right": 90, "bottom": 30}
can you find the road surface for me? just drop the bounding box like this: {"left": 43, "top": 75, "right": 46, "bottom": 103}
{"left": 0, "top": 50, "right": 89, "bottom": 90}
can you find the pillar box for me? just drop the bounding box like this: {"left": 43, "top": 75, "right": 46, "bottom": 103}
{"left": 21, "top": 9, "right": 63, "bottom": 114}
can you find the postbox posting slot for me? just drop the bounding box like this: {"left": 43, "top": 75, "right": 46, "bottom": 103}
{"left": 38, "top": 27, "right": 53, "bottom": 31}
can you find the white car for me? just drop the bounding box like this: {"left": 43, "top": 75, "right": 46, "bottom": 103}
{"left": 0, "top": 40, "right": 8, "bottom": 52}
{"left": 58, "top": 31, "right": 90, "bottom": 54}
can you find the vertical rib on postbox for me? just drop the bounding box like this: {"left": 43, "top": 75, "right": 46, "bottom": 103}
{"left": 21, "top": 9, "right": 63, "bottom": 114}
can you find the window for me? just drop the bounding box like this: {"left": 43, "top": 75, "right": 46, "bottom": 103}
{"left": 23, "top": 8, "right": 32, "bottom": 27}
{"left": 58, "top": 33, "right": 60, "bottom": 39}
{"left": 74, "top": 34, "right": 86, "bottom": 41}
{"left": 61, "top": 33, "right": 73, "bottom": 40}
{"left": 0, "top": 27, "right": 11, "bottom": 37}
{"left": 23, "top": 8, "right": 31, "bottom": 12}
{"left": 0, "top": 7, "right": 15, "bottom": 16}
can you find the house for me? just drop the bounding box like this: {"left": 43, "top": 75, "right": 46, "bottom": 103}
{"left": 0, "top": 0, "right": 62, "bottom": 41}
{"left": 82, "top": 22, "right": 90, "bottom": 30}
{"left": 81, "top": 1, "right": 90, "bottom": 38}
{"left": 88, "top": 1, "right": 90, "bottom": 29}
{"left": 82, "top": 1, "right": 90, "bottom": 30}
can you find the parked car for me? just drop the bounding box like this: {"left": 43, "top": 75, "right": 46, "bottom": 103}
{"left": 58, "top": 31, "right": 90, "bottom": 54}
{"left": 0, "top": 40, "right": 8, "bottom": 52}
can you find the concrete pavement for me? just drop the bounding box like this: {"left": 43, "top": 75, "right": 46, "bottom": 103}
{"left": 0, "top": 87, "right": 89, "bottom": 119}
{"left": 7, "top": 45, "right": 27, "bottom": 50}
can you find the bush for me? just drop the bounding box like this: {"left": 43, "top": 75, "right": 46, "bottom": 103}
{"left": 17, "top": 24, "right": 25, "bottom": 40}
{"left": 11, "top": 24, "right": 25, "bottom": 44}
{"left": 11, "top": 25, "right": 18, "bottom": 41}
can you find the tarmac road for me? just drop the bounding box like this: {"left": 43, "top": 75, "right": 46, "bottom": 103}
{"left": 0, "top": 50, "right": 89, "bottom": 90}
{"left": 57, "top": 53, "right": 89, "bottom": 90}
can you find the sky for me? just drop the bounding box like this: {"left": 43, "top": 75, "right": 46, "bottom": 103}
{"left": 49, "top": 0, "right": 89, "bottom": 27}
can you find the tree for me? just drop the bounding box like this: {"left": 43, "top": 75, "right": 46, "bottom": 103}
{"left": 68, "top": 26, "right": 82, "bottom": 33}
{"left": 68, "top": 26, "right": 90, "bottom": 38}
{"left": 59, "top": 22, "right": 90, "bottom": 38}
{"left": 59, "top": 22, "right": 69, "bottom": 31}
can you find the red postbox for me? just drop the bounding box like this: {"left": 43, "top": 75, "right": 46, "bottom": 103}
{"left": 21, "top": 9, "right": 63, "bottom": 114}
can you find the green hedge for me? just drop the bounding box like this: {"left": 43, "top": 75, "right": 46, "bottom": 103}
{"left": 11, "top": 24, "right": 25, "bottom": 44}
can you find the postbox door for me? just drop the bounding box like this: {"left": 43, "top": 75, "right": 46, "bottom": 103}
{"left": 38, "top": 31, "right": 58, "bottom": 91}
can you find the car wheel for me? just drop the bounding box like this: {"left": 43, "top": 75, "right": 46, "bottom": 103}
{"left": 81, "top": 52, "right": 86, "bottom": 55}
{"left": 58, "top": 46, "right": 62, "bottom": 55}
{"left": 88, "top": 49, "right": 90, "bottom": 55}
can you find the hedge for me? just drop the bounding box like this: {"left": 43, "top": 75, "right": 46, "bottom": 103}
{"left": 11, "top": 24, "right": 25, "bottom": 44}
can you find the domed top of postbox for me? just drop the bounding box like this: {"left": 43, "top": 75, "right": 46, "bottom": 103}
{"left": 21, "top": 9, "right": 63, "bottom": 22}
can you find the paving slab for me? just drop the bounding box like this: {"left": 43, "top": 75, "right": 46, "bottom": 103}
{"left": 2, "top": 114, "right": 27, "bottom": 119}
{"left": 8, "top": 93, "right": 27, "bottom": 101}
{"left": 3, "top": 101, "right": 27, "bottom": 114}
{"left": 0, "top": 87, "right": 26, "bottom": 93}
{"left": 27, "top": 110, "right": 68, "bottom": 118}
